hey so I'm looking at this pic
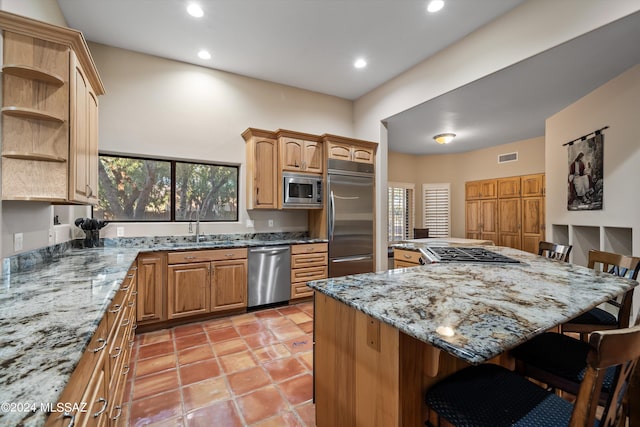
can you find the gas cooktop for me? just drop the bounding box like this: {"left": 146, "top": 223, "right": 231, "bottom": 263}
{"left": 419, "top": 246, "right": 521, "bottom": 264}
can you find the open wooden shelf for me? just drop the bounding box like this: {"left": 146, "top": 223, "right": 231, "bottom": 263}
{"left": 2, "top": 151, "right": 66, "bottom": 162}
{"left": 2, "top": 106, "right": 64, "bottom": 122}
{"left": 2, "top": 64, "right": 64, "bottom": 86}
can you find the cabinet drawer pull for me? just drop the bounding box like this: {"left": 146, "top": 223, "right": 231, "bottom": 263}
{"left": 120, "top": 285, "right": 130, "bottom": 292}
{"left": 109, "top": 304, "right": 122, "bottom": 314}
{"left": 92, "top": 338, "right": 107, "bottom": 353}
{"left": 93, "top": 398, "right": 108, "bottom": 417}
{"left": 184, "top": 256, "right": 196, "bottom": 260}
{"left": 403, "top": 254, "right": 412, "bottom": 259}
{"left": 132, "top": 323, "right": 138, "bottom": 330}
{"left": 130, "top": 266, "right": 138, "bottom": 271}
{"left": 128, "top": 300, "right": 135, "bottom": 307}
{"left": 129, "top": 340, "right": 135, "bottom": 348}
{"left": 301, "top": 257, "right": 323, "bottom": 262}
{"left": 112, "top": 346, "right": 122, "bottom": 359}
{"left": 121, "top": 318, "right": 130, "bottom": 327}
{"left": 111, "top": 405, "right": 122, "bottom": 421}
{"left": 61, "top": 412, "right": 75, "bottom": 427}
{"left": 131, "top": 291, "right": 138, "bottom": 296}
{"left": 126, "top": 273, "right": 135, "bottom": 278}
{"left": 122, "top": 365, "right": 130, "bottom": 376}
{"left": 224, "top": 253, "right": 234, "bottom": 257}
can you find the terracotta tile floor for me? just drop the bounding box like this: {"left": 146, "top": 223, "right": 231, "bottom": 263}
{"left": 124, "top": 302, "right": 316, "bottom": 427}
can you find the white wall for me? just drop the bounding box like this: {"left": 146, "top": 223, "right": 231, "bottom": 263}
{"left": 0, "top": 0, "right": 67, "bottom": 26}
{"left": 546, "top": 64, "right": 640, "bottom": 324}
{"left": 87, "top": 42, "right": 355, "bottom": 239}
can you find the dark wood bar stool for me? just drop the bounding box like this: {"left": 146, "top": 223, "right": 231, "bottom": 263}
{"left": 425, "top": 324, "right": 640, "bottom": 427}
{"left": 562, "top": 250, "right": 640, "bottom": 341}
{"left": 538, "top": 241, "right": 572, "bottom": 262}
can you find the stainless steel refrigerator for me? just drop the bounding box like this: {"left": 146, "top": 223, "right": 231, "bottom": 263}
{"left": 327, "top": 159, "right": 375, "bottom": 277}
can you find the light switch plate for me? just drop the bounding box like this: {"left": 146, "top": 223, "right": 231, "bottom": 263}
{"left": 14, "top": 233, "right": 23, "bottom": 251}
{"left": 268, "top": 219, "right": 274, "bottom": 227}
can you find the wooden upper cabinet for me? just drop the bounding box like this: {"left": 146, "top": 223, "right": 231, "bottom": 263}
{"left": 497, "top": 176, "right": 521, "bottom": 198}
{"left": 279, "top": 136, "right": 323, "bottom": 174}
{"left": 466, "top": 179, "right": 497, "bottom": 200}
{"left": 521, "top": 173, "right": 545, "bottom": 197}
{"left": 0, "top": 12, "right": 105, "bottom": 203}
{"left": 326, "top": 140, "right": 375, "bottom": 164}
{"left": 242, "top": 128, "right": 278, "bottom": 209}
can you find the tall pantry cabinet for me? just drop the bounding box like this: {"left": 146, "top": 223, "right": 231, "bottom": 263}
{"left": 465, "top": 174, "right": 545, "bottom": 253}
{"left": 0, "top": 11, "right": 105, "bottom": 203}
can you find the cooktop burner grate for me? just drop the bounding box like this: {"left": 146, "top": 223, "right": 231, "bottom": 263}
{"left": 425, "top": 247, "right": 521, "bottom": 264}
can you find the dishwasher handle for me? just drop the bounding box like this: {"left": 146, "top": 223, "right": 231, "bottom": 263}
{"left": 249, "top": 246, "right": 290, "bottom": 254}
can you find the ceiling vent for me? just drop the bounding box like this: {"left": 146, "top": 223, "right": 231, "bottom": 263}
{"left": 498, "top": 152, "right": 518, "bottom": 163}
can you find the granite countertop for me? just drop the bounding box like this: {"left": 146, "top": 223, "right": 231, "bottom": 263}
{"left": 307, "top": 246, "right": 638, "bottom": 365}
{"left": 0, "top": 236, "right": 325, "bottom": 427}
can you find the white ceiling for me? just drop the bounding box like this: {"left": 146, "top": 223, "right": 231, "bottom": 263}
{"left": 386, "top": 10, "right": 640, "bottom": 155}
{"left": 57, "top": 0, "right": 525, "bottom": 100}
{"left": 56, "top": 1, "right": 639, "bottom": 156}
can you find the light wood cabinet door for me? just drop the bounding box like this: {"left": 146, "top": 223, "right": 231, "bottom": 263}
{"left": 521, "top": 173, "right": 545, "bottom": 197}
{"left": 137, "top": 254, "right": 165, "bottom": 323}
{"left": 479, "top": 179, "right": 497, "bottom": 199}
{"left": 69, "top": 53, "right": 99, "bottom": 205}
{"left": 253, "top": 138, "right": 278, "bottom": 209}
{"left": 498, "top": 176, "right": 521, "bottom": 198}
{"left": 498, "top": 198, "right": 522, "bottom": 249}
{"left": 352, "top": 146, "right": 374, "bottom": 164}
{"left": 167, "top": 262, "right": 211, "bottom": 319}
{"left": 465, "top": 200, "right": 481, "bottom": 237}
{"left": 465, "top": 182, "right": 481, "bottom": 200}
{"left": 327, "top": 141, "right": 352, "bottom": 161}
{"left": 480, "top": 199, "right": 498, "bottom": 243}
{"left": 303, "top": 140, "right": 323, "bottom": 172}
{"left": 522, "top": 197, "right": 545, "bottom": 254}
{"left": 280, "top": 138, "right": 304, "bottom": 172}
{"left": 211, "top": 259, "right": 247, "bottom": 312}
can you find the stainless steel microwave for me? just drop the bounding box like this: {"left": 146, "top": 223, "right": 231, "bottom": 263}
{"left": 283, "top": 172, "right": 323, "bottom": 208}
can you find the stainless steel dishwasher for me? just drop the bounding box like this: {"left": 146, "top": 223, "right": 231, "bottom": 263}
{"left": 248, "top": 246, "right": 291, "bottom": 307}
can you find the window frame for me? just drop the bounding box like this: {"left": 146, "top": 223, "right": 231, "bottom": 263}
{"left": 387, "top": 182, "right": 415, "bottom": 244}
{"left": 95, "top": 152, "right": 240, "bottom": 223}
{"left": 422, "top": 183, "right": 451, "bottom": 238}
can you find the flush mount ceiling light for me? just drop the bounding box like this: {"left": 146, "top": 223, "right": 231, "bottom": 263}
{"left": 354, "top": 58, "right": 367, "bottom": 69}
{"left": 433, "top": 133, "right": 456, "bottom": 144}
{"left": 187, "top": 3, "right": 204, "bottom": 17}
{"left": 198, "top": 50, "right": 211, "bottom": 60}
{"left": 427, "top": 0, "right": 445, "bottom": 13}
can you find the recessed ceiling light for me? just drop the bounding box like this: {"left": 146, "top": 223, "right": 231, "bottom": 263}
{"left": 427, "top": 0, "right": 445, "bottom": 13}
{"left": 354, "top": 58, "right": 367, "bottom": 69}
{"left": 198, "top": 50, "right": 211, "bottom": 60}
{"left": 187, "top": 3, "right": 204, "bottom": 18}
{"left": 433, "top": 133, "right": 456, "bottom": 144}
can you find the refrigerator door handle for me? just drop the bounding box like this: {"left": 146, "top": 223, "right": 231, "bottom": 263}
{"left": 331, "top": 255, "right": 373, "bottom": 263}
{"left": 329, "top": 190, "right": 335, "bottom": 241}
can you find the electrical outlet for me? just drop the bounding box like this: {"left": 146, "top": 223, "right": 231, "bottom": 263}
{"left": 14, "top": 233, "right": 23, "bottom": 251}
{"left": 268, "top": 219, "right": 274, "bottom": 227}
{"left": 116, "top": 226, "right": 124, "bottom": 237}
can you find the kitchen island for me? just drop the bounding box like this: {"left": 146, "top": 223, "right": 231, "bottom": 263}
{"left": 307, "top": 246, "right": 638, "bottom": 426}
{"left": 0, "top": 235, "right": 323, "bottom": 427}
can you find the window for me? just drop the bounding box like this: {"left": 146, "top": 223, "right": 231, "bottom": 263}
{"left": 95, "top": 154, "right": 238, "bottom": 222}
{"left": 388, "top": 182, "right": 414, "bottom": 243}
{"left": 422, "top": 183, "right": 450, "bottom": 238}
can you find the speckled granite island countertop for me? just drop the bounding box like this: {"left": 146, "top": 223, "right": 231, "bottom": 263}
{"left": 0, "top": 236, "right": 325, "bottom": 427}
{"left": 307, "top": 246, "right": 638, "bottom": 365}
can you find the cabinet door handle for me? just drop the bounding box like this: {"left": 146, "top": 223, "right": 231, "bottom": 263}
{"left": 111, "top": 405, "right": 122, "bottom": 421}
{"left": 112, "top": 346, "right": 122, "bottom": 359}
{"left": 93, "top": 398, "right": 108, "bottom": 418}
{"left": 60, "top": 412, "right": 75, "bottom": 427}
{"left": 109, "top": 304, "right": 122, "bottom": 314}
{"left": 92, "top": 338, "right": 107, "bottom": 353}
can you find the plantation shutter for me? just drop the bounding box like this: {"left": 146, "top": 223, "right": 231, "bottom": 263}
{"left": 422, "top": 183, "right": 450, "bottom": 238}
{"left": 387, "top": 183, "right": 414, "bottom": 243}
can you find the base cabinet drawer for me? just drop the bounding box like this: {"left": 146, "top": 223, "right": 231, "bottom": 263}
{"left": 292, "top": 282, "right": 314, "bottom": 299}
{"left": 393, "top": 249, "right": 422, "bottom": 266}
{"left": 292, "top": 266, "right": 327, "bottom": 283}
{"left": 290, "top": 244, "right": 328, "bottom": 301}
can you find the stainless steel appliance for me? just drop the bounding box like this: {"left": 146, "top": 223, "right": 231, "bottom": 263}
{"left": 248, "top": 246, "right": 291, "bottom": 307}
{"left": 282, "top": 172, "right": 323, "bottom": 208}
{"left": 327, "top": 159, "right": 375, "bottom": 277}
{"left": 418, "top": 246, "right": 521, "bottom": 264}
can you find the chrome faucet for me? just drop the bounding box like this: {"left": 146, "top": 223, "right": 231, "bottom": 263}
{"left": 188, "top": 209, "right": 201, "bottom": 243}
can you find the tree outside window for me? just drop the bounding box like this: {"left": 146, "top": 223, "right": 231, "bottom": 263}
{"left": 95, "top": 155, "right": 238, "bottom": 222}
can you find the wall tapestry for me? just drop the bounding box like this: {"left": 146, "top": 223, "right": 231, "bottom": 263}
{"left": 567, "top": 133, "right": 603, "bottom": 210}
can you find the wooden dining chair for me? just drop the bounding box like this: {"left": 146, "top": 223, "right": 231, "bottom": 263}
{"left": 562, "top": 250, "right": 640, "bottom": 341}
{"left": 538, "top": 241, "right": 572, "bottom": 262}
{"left": 425, "top": 324, "right": 640, "bottom": 427}
{"left": 413, "top": 228, "right": 429, "bottom": 239}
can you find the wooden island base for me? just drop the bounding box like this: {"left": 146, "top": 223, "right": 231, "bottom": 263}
{"left": 314, "top": 293, "right": 501, "bottom": 426}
